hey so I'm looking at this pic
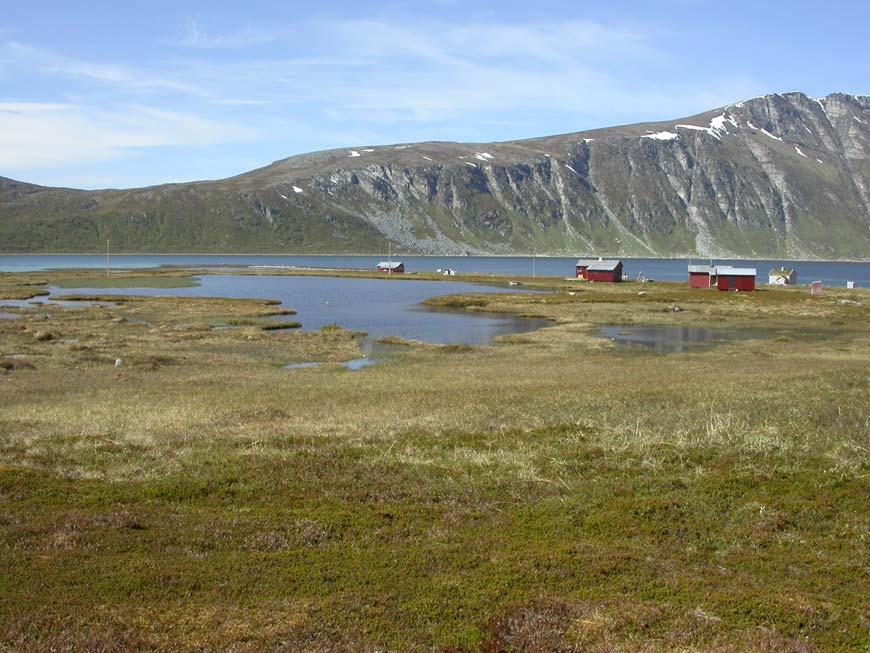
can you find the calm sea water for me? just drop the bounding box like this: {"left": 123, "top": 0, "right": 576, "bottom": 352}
{"left": 46, "top": 275, "right": 548, "bottom": 345}
{"left": 2, "top": 254, "right": 867, "bottom": 287}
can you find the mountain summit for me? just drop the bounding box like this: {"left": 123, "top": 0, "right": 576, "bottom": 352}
{"left": 2, "top": 92, "right": 868, "bottom": 258}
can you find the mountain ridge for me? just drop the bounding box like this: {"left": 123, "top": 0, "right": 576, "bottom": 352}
{"left": 2, "top": 91, "right": 868, "bottom": 258}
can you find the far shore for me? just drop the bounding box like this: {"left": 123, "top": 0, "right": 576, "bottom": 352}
{"left": 1, "top": 252, "right": 869, "bottom": 264}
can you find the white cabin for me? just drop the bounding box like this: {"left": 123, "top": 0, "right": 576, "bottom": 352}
{"left": 768, "top": 268, "right": 797, "bottom": 285}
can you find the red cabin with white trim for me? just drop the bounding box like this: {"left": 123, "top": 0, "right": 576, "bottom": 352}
{"left": 688, "top": 265, "right": 717, "bottom": 288}
{"left": 716, "top": 266, "right": 756, "bottom": 291}
{"left": 575, "top": 259, "right": 596, "bottom": 279}
{"left": 577, "top": 258, "right": 623, "bottom": 282}
{"left": 586, "top": 259, "right": 623, "bottom": 282}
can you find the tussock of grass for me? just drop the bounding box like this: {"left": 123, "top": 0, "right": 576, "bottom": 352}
{"left": 259, "top": 322, "right": 301, "bottom": 330}
{"left": 374, "top": 335, "right": 419, "bottom": 347}
{"left": 424, "top": 294, "right": 491, "bottom": 308}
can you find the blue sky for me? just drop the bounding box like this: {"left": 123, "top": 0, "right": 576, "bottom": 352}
{"left": 1, "top": 0, "right": 867, "bottom": 189}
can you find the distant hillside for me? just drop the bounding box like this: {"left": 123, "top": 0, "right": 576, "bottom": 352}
{"left": 1, "top": 91, "right": 868, "bottom": 258}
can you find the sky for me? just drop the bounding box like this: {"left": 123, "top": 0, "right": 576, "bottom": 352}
{"left": 0, "top": 0, "right": 867, "bottom": 189}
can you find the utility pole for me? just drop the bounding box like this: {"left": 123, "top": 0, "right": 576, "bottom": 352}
{"left": 532, "top": 249, "right": 536, "bottom": 277}
{"left": 388, "top": 241, "right": 392, "bottom": 275}
{"left": 106, "top": 239, "right": 110, "bottom": 277}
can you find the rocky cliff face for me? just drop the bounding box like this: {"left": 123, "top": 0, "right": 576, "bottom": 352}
{"left": 1, "top": 92, "right": 868, "bottom": 257}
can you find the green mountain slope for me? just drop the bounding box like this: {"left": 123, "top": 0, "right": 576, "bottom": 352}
{"left": 1, "top": 92, "right": 868, "bottom": 257}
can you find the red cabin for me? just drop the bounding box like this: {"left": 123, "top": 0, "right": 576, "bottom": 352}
{"left": 688, "top": 265, "right": 717, "bottom": 288}
{"left": 716, "top": 267, "right": 756, "bottom": 291}
{"left": 586, "top": 259, "right": 623, "bottom": 282}
{"left": 377, "top": 261, "right": 404, "bottom": 273}
{"left": 575, "top": 258, "right": 597, "bottom": 279}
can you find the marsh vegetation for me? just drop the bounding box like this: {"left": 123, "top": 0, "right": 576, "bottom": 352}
{"left": 1, "top": 270, "right": 868, "bottom": 651}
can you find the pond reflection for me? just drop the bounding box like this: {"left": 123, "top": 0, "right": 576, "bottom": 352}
{"left": 597, "top": 324, "right": 756, "bottom": 353}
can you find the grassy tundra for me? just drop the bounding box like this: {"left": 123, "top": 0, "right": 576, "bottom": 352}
{"left": 0, "top": 269, "right": 868, "bottom": 652}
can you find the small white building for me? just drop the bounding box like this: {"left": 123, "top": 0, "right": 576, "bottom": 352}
{"left": 768, "top": 268, "right": 797, "bottom": 285}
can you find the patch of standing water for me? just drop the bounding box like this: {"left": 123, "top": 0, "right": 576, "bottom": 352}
{"left": 0, "top": 297, "right": 115, "bottom": 316}
{"left": 285, "top": 340, "right": 397, "bottom": 372}
{"left": 284, "top": 362, "right": 322, "bottom": 370}
{"left": 48, "top": 275, "right": 547, "bottom": 345}
{"left": 284, "top": 357, "right": 376, "bottom": 371}
{"left": 597, "top": 325, "right": 757, "bottom": 353}
{"left": 344, "top": 356, "right": 376, "bottom": 371}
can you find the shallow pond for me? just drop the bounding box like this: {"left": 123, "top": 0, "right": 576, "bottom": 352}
{"left": 597, "top": 324, "right": 757, "bottom": 353}
{"left": 285, "top": 355, "right": 378, "bottom": 372}
{"left": 47, "top": 275, "right": 548, "bottom": 345}
{"left": 0, "top": 297, "right": 114, "bottom": 319}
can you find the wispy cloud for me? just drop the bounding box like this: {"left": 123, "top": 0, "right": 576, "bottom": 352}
{"left": 4, "top": 41, "right": 209, "bottom": 97}
{"left": 0, "top": 102, "right": 256, "bottom": 170}
{"left": 4, "top": 18, "right": 758, "bottom": 124}
{"left": 166, "top": 17, "right": 758, "bottom": 122}
{"left": 175, "top": 18, "right": 291, "bottom": 49}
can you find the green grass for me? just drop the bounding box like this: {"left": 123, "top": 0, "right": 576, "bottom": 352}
{"left": 0, "top": 269, "right": 868, "bottom": 651}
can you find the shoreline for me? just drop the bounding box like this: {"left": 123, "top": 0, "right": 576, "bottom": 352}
{"left": 1, "top": 252, "right": 869, "bottom": 264}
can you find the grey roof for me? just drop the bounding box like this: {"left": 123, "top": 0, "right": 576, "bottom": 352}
{"left": 769, "top": 268, "right": 796, "bottom": 275}
{"left": 377, "top": 261, "right": 403, "bottom": 268}
{"left": 587, "top": 259, "right": 622, "bottom": 272}
{"left": 575, "top": 258, "right": 599, "bottom": 267}
{"left": 688, "top": 265, "right": 716, "bottom": 274}
{"left": 716, "top": 265, "right": 756, "bottom": 276}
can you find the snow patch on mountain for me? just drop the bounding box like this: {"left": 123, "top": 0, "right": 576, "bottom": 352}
{"left": 710, "top": 115, "right": 730, "bottom": 131}
{"left": 643, "top": 131, "right": 679, "bottom": 141}
{"left": 674, "top": 114, "right": 732, "bottom": 141}
{"left": 676, "top": 124, "right": 721, "bottom": 140}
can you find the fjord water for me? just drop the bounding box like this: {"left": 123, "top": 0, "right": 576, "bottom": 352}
{"left": 2, "top": 254, "right": 868, "bottom": 287}
{"left": 48, "top": 275, "right": 548, "bottom": 345}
